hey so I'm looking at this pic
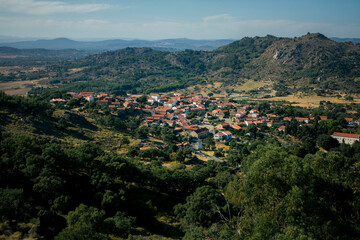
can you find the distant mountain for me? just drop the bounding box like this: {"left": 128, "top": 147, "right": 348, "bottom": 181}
{"left": 0, "top": 36, "right": 39, "bottom": 43}
{"left": 0, "top": 38, "right": 234, "bottom": 51}
{"left": 331, "top": 37, "right": 360, "bottom": 43}
{"left": 0, "top": 47, "right": 94, "bottom": 62}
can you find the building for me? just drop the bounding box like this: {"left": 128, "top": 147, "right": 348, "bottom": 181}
{"left": 49, "top": 98, "right": 66, "bottom": 104}
{"left": 189, "top": 128, "right": 210, "bottom": 139}
{"left": 214, "top": 131, "right": 232, "bottom": 141}
{"left": 85, "top": 95, "right": 94, "bottom": 102}
{"left": 191, "top": 140, "right": 202, "bottom": 150}
{"left": 331, "top": 132, "right": 360, "bottom": 145}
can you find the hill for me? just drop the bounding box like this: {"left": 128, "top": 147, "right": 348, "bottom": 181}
{"left": 214, "top": 33, "right": 360, "bottom": 91}
{"left": 331, "top": 37, "right": 360, "bottom": 43}
{"left": 39, "top": 33, "right": 360, "bottom": 94}
{"left": 0, "top": 47, "right": 95, "bottom": 62}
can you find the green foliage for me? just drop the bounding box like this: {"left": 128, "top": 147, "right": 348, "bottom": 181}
{"left": 317, "top": 134, "right": 340, "bottom": 150}
{"left": 120, "top": 136, "right": 130, "bottom": 147}
{"left": 173, "top": 147, "right": 193, "bottom": 163}
{"left": 144, "top": 82, "right": 187, "bottom": 94}
{"left": 0, "top": 188, "right": 32, "bottom": 222}
{"left": 0, "top": 91, "right": 53, "bottom": 117}
{"left": 224, "top": 144, "right": 360, "bottom": 239}
{"left": 104, "top": 211, "right": 136, "bottom": 238}
{"left": 182, "top": 226, "right": 205, "bottom": 240}
{"left": 174, "top": 185, "right": 221, "bottom": 228}
{"left": 55, "top": 210, "right": 108, "bottom": 240}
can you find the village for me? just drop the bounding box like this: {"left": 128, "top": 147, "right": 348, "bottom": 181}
{"left": 49, "top": 91, "right": 360, "bottom": 156}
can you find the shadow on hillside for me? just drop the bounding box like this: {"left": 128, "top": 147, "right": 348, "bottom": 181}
{"left": 125, "top": 187, "right": 184, "bottom": 239}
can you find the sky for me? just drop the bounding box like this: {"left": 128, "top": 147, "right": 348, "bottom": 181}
{"left": 0, "top": 0, "right": 360, "bottom": 40}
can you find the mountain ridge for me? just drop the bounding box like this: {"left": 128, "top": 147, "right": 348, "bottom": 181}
{"left": 0, "top": 37, "right": 234, "bottom": 51}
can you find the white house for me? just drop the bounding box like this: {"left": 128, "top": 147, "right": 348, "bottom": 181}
{"left": 85, "top": 95, "right": 94, "bottom": 102}
{"left": 331, "top": 132, "right": 360, "bottom": 145}
{"left": 149, "top": 93, "right": 161, "bottom": 102}
{"left": 214, "top": 131, "right": 232, "bottom": 141}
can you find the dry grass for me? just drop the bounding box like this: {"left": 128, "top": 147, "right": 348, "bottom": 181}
{"left": 184, "top": 82, "right": 226, "bottom": 96}
{"left": 256, "top": 94, "right": 360, "bottom": 108}
{"left": 68, "top": 67, "right": 86, "bottom": 73}
{"left": 201, "top": 150, "right": 215, "bottom": 157}
{"left": 162, "top": 161, "right": 180, "bottom": 168}
{"left": 0, "top": 79, "right": 49, "bottom": 96}
{"left": 215, "top": 142, "right": 230, "bottom": 150}
{"left": 237, "top": 79, "right": 271, "bottom": 91}
{"left": 195, "top": 153, "right": 209, "bottom": 162}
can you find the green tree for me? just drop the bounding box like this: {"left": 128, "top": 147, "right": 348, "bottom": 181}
{"left": 120, "top": 136, "right": 130, "bottom": 148}
{"left": 0, "top": 188, "right": 31, "bottom": 223}
{"left": 174, "top": 185, "right": 221, "bottom": 227}
{"left": 104, "top": 212, "right": 136, "bottom": 238}
{"left": 136, "top": 95, "right": 148, "bottom": 104}
{"left": 317, "top": 134, "right": 339, "bottom": 150}
{"left": 55, "top": 204, "right": 107, "bottom": 240}
{"left": 182, "top": 226, "right": 205, "bottom": 240}
{"left": 224, "top": 144, "right": 360, "bottom": 239}
{"left": 203, "top": 136, "right": 215, "bottom": 150}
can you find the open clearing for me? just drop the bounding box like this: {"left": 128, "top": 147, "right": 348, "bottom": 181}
{"left": 237, "top": 80, "right": 271, "bottom": 91}
{"left": 0, "top": 79, "right": 47, "bottom": 95}
{"left": 255, "top": 94, "right": 360, "bottom": 108}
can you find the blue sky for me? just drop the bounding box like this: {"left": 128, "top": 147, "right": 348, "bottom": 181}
{"left": 0, "top": 0, "right": 359, "bottom": 40}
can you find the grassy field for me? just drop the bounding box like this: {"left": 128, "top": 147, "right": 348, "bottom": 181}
{"left": 0, "top": 79, "right": 49, "bottom": 96}
{"left": 255, "top": 94, "right": 360, "bottom": 108}
{"left": 237, "top": 79, "right": 271, "bottom": 91}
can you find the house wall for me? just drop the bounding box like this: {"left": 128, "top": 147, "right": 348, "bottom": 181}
{"left": 332, "top": 136, "right": 359, "bottom": 145}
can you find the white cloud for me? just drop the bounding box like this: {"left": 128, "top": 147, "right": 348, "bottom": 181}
{"left": 203, "top": 14, "right": 234, "bottom": 22}
{"left": 0, "top": 0, "right": 110, "bottom": 15}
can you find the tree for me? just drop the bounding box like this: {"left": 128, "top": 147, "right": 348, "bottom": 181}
{"left": 120, "top": 136, "right": 130, "bottom": 148}
{"left": 33, "top": 168, "right": 64, "bottom": 206}
{"left": 55, "top": 204, "right": 107, "bottom": 240}
{"left": 66, "top": 98, "right": 82, "bottom": 107}
{"left": 246, "top": 124, "right": 258, "bottom": 139}
{"left": 317, "top": 134, "right": 339, "bottom": 150}
{"left": 203, "top": 136, "right": 215, "bottom": 150}
{"left": 127, "top": 146, "right": 139, "bottom": 157}
{"left": 136, "top": 95, "right": 147, "bottom": 104}
{"left": 182, "top": 226, "right": 205, "bottom": 240}
{"left": 174, "top": 185, "right": 221, "bottom": 227}
{"left": 173, "top": 147, "right": 193, "bottom": 163}
{"left": 104, "top": 212, "right": 136, "bottom": 238}
{"left": 0, "top": 188, "right": 31, "bottom": 223}
{"left": 224, "top": 144, "right": 360, "bottom": 239}
{"left": 135, "top": 126, "right": 148, "bottom": 139}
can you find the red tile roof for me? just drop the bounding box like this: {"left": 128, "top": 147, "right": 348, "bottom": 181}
{"left": 331, "top": 132, "right": 359, "bottom": 138}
